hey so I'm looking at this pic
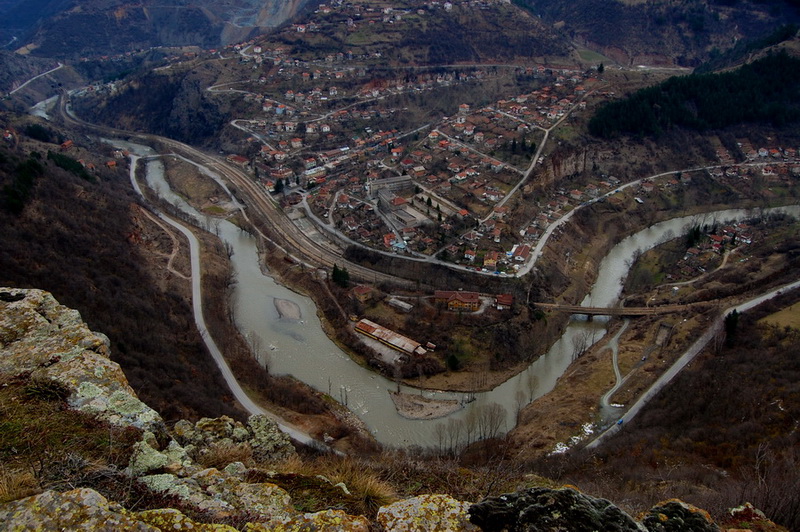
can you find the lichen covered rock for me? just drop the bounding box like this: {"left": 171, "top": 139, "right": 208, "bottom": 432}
{"left": 468, "top": 487, "right": 646, "bottom": 532}
{"left": 0, "top": 288, "right": 162, "bottom": 431}
{"left": 137, "top": 469, "right": 295, "bottom": 523}
{"left": 642, "top": 499, "right": 719, "bottom": 532}
{"left": 0, "top": 488, "right": 155, "bottom": 531}
{"left": 378, "top": 494, "right": 479, "bottom": 532}
{"left": 136, "top": 508, "right": 237, "bottom": 531}
{"left": 173, "top": 414, "right": 295, "bottom": 467}
{"left": 127, "top": 441, "right": 174, "bottom": 477}
{"left": 247, "top": 508, "right": 371, "bottom": 531}
{"left": 0, "top": 488, "right": 244, "bottom": 531}
{"left": 248, "top": 414, "right": 295, "bottom": 462}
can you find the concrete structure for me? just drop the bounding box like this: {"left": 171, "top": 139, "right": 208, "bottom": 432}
{"left": 387, "top": 298, "right": 413, "bottom": 313}
{"left": 367, "top": 175, "right": 414, "bottom": 198}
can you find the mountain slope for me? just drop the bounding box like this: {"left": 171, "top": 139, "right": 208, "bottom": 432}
{"left": 514, "top": 0, "right": 800, "bottom": 66}
{"left": 2, "top": 0, "right": 316, "bottom": 58}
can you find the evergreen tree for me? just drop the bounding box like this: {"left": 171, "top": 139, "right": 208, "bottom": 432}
{"left": 724, "top": 310, "right": 739, "bottom": 347}
{"left": 332, "top": 264, "right": 350, "bottom": 288}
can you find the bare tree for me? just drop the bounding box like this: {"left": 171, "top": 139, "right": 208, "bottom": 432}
{"left": 476, "top": 402, "right": 507, "bottom": 441}
{"left": 525, "top": 372, "right": 539, "bottom": 403}
{"left": 444, "top": 418, "right": 463, "bottom": 456}
{"left": 434, "top": 422, "right": 447, "bottom": 455}
{"left": 624, "top": 247, "right": 643, "bottom": 270}
{"left": 572, "top": 328, "right": 595, "bottom": 361}
{"left": 464, "top": 408, "right": 479, "bottom": 447}
{"left": 246, "top": 331, "right": 269, "bottom": 370}
{"left": 515, "top": 390, "right": 526, "bottom": 422}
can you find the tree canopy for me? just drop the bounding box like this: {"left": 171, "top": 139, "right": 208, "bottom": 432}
{"left": 589, "top": 52, "right": 800, "bottom": 138}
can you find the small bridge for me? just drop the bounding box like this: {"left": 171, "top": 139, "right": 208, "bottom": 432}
{"left": 533, "top": 302, "right": 692, "bottom": 317}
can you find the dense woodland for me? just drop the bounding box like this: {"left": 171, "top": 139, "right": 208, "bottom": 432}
{"left": 589, "top": 52, "right": 800, "bottom": 138}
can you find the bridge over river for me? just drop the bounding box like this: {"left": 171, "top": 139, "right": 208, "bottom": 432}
{"left": 533, "top": 302, "right": 707, "bottom": 317}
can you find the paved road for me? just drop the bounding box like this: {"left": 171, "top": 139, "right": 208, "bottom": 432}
{"left": 127, "top": 155, "right": 333, "bottom": 453}
{"left": 57, "top": 92, "right": 415, "bottom": 288}
{"left": 599, "top": 320, "right": 630, "bottom": 410}
{"left": 9, "top": 62, "right": 63, "bottom": 95}
{"left": 587, "top": 280, "right": 800, "bottom": 450}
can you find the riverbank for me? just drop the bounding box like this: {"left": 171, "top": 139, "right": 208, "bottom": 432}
{"left": 142, "top": 150, "right": 379, "bottom": 452}
{"left": 507, "top": 208, "right": 800, "bottom": 461}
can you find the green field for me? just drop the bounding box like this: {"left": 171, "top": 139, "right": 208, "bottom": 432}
{"left": 759, "top": 302, "right": 800, "bottom": 330}
{"left": 577, "top": 48, "right": 609, "bottom": 63}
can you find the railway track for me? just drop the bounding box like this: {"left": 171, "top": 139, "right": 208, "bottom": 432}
{"left": 56, "top": 93, "right": 413, "bottom": 288}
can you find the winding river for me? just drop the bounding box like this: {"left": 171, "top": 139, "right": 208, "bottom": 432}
{"left": 118, "top": 140, "right": 800, "bottom": 448}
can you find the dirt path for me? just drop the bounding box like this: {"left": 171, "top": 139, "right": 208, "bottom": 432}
{"left": 137, "top": 206, "right": 190, "bottom": 280}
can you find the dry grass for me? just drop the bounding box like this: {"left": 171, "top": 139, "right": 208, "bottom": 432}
{"left": 758, "top": 302, "right": 800, "bottom": 330}
{"left": 0, "top": 374, "right": 141, "bottom": 503}
{"left": 276, "top": 454, "right": 397, "bottom": 516}
{"left": 196, "top": 442, "right": 254, "bottom": 470}
{"left": 0, "top": 465, "right": 39, "bottom": 504}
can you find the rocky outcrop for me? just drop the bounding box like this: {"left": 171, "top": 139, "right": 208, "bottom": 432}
{"left": 173, "top": 414, "right": 295, "bottom": 465}
{"left": 0, "top": 487, "right": 275, "bottom": 531}
{"left": 642, "top": 499, "right": 719, "bottom": 532}
{"left": 0, "top": 287, "right": 372, "bottom": 529}
{"left": 0, "top": 288, "right": 786, "bottom": 531}
{"left": 0, "top": 488, "right": 162, "bottom": 531}
{"left": 378, "top": 494, "right": 480, "bottom": 532}
{"left": 724, "top": 503, "right": 788, "bottom": 532}
{"left": 468, "top": 487, "right": 646, "bottom": 532}
{"left": 0, "top": 288, "right": 162, "bottom": 431}
{"left": 0, "top": 486, "right": 371, "bottom": 531}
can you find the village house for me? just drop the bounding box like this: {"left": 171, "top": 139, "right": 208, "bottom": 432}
{"left": 352, "top": 285, "right": 373, "bottom": 303}
{"left": 483, "top": 250, "right": 500, "bottom": 270}
{"left": 434, "top": 290, "right": 481, "bottom": 312}
{"left": 495, "top": 293, "right": 514, "bottom": 310}
{"left": 513, "top": 244, "right": 531, "bottom": 262}
{"left": 226, "top": 154, "right": 249, "bottom": 168}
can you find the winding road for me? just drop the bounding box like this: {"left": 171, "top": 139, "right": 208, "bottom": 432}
{"left": 587, "top": 280, "right": 800, "bottom": 449}
{"left": 9, "top": 62, "right": 63, "bottom": 95}
{"left": 127, "top": 155, "right": 333, "bottom": 453}
{"left": 599, "top": 319, "right": 630, "bottom": 412}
